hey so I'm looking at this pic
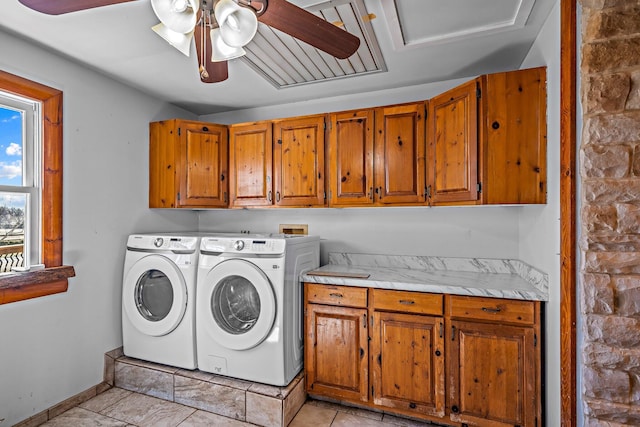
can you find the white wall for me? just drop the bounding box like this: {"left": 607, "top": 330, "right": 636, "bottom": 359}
{"left": 519, "top": 1, "right": 561, "bottom": 425}
{"left": 198, "top": 206, "right": 521, "bottom": 264}
{"left": 0, "top": 30, "right": 198, "bottom": 426}
{"left": 198, "top": 80, "right": 526, "bottom": 263}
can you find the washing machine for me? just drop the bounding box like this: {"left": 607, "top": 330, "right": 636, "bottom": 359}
{"left": 196, "top": 233, "right": 319, "bottom": 386}
{"left": 122, "top": 233, "right": 200, "bottom": 369}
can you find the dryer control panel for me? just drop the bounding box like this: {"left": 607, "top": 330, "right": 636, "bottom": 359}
{"left": 201, "top": 237, "right": 286, "bottom": 255}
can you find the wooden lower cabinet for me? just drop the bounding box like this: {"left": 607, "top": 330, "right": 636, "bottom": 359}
{"left": 449, "top": 320, "right": 538, "bottom": 427}
{"left": 304, "top": 283, "right": 542, "bottom": 427}
{"left": 305, "top": 303, "right": 369, "bottom": 402}
{"left": 371, "top": 311, "right": 445, "bottom": 418}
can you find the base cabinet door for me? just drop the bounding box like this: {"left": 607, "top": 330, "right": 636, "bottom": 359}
{"left": 449, "top": 320, "right": 538, "bottom": 427}
{"left": 371, "top": 311, "right": 445, "bottom": 418}
{"left": 305, "top": 303, "right": 369, "bottom": 402}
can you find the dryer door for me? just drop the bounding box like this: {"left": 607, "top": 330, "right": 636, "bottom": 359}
{"left": 123, "top": 254, "right": 187, "bottom": 337}
{"left": 203, "top": 259, "right": 276, "bottom": 350}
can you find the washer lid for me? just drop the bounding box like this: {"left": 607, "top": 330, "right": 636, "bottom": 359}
{"left": 202, "top": 259, "right": 276, "bottom": 350}
{"left": 123, "top": 254, "right": 188, "bottom": 337}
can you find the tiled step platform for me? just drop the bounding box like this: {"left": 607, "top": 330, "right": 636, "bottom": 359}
{"left": 104, "top": 348, "right": 306, "bottom": 427}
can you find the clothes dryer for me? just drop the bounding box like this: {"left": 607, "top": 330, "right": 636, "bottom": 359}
{"left": 196, "top": 234, "right": 319, "bottom": 386}
{"left": 122, "top": 233, "right": 199, "bottom": 369}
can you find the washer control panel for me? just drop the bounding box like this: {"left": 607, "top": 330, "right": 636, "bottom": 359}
{"left": 127, "top": 234, "right": 199, "bottom": 251}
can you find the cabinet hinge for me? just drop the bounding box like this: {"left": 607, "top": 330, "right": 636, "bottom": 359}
{"left": 476, "top": 87, "right": 481, "bottom": 98}
{"left": 324, "top": 191, "right": 327, "bottom": 200}
{"left": 477, "top": 182, "right": 482, "bottom": 193}
{"left": 425, "top": 185, "right": 432, "bottom": 198}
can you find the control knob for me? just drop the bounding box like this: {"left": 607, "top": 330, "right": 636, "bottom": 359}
{"left": 153, "top": 237, "right": 164, "bottom": 248}
{"left": 233, "top": 240, "right": 245, "bottom": 251}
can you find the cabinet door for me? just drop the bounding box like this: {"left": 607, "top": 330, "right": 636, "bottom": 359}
{"left": 273, "top": 115, "right": 326, "bottom": 207}
{"left": 482, "top": 67, "right": 547, "bottom": 204}
{"left": 374, "top": 103, "right": 426, "bottom": 205}
{"left": 178, "top": 122, "right": 228, "bottom": 208}
{"left": 305, "top": 304, "right": 369, "bottom": 403}
{"left": 228, "top": 122, "right": 273, "bottom": 207}
{"left": 449, "top": 320, "right": 537, "bottom": 427}
{"left": 371, "top": 311, "right": 445, "bottom": 418}
{"left": 328, "top": 110, "right": 374, "bottom": 206}
{"left": 428, "top": 79, "right": 479, "bottom": 204}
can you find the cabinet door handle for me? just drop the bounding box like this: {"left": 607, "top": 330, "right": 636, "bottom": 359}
{"left": 399, "top": 299, "right": 415, "bottom": 305}
{"left": 268, "top": 191, "right": 272, "bottom": 202}
{"left": 451, "top": 325, "right": 456, "bottom": 341}
{"left": 368, "top": 187, "right": 373, "bottom": 201}
{"left": 482, "top": 307, "right": 502, "bottom": 314}
{"left": 439, "top": 322, "right": 443, "bottom": 338}
{"left": 276, "top": 191, "right": 281, "bottom": 202}
{"left": 329, "top": 293, "right": 343, "bottom": 298}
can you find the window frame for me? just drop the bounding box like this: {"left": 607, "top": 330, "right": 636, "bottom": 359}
{"left": 0, "top": 70, "right": 75, "bottom": 304}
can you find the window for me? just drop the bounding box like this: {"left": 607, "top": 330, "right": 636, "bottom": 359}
{"left": 0, "top": 70, "right": 75, "bottom": 304}
{"left": 0, "top": 94, "right": 41, "bottom": 273}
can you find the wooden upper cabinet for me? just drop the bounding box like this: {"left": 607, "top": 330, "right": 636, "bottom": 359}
{"left": 273, "top": 115, "right": 326, "bottom": 207}
{"left": 428, "top": 80, "right": 479, "bottom": 204}
{"left": 426, "top": 66, "right": 547, "bottom": 206}
{"left": 480, "top": 67, "right": 547, "bottom": 204}
{"left": 328, "top": 109, "right": 374, "bottom": 206}
{"left": 149, "top": 119, "right": 228, "bottom": 208}
{"left": 228, "top": 121, "right": 273, "bottom": 207}
{"left": 374, "top": 103, "right": 426, "bottom": 205}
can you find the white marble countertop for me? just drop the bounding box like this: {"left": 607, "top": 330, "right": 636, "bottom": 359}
{"left": 302, "top": 253, "right": 548, "bottom": 301}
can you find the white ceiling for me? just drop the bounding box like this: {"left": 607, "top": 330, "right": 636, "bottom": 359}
{"left": 0, "top": 0, "right": 556, "bottom": 115}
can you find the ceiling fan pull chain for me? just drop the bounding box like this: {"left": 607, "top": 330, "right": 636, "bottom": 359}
{"left": 199, "top": 14, "right": 210, "bottom": 79}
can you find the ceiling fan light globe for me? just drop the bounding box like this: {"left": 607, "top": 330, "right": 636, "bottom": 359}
{"left": 151, "top": 0, "right": 199, "bottom": 34}
{"left": 152, "top": 23, "right": 193, "bottom": 56}
{"left": 210, "top": 28, "right": 247, "bottom": 62}
{"left": 214, "top": 0, "right": 258, "bottom": 48}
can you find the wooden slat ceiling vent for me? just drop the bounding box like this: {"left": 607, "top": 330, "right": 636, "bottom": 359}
{"left": 241, "top": 0, "right": 386, "bottom": 88}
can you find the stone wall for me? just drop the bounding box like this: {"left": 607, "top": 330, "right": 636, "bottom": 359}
{"left": 580, "top": 0, "right": 640, "bottom": 425}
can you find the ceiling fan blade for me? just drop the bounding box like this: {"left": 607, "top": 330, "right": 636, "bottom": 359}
{"left": 18, "top": 0, "right": 136, "bottom": 15}
{"left": 257, "top": 0, "right": 360, "bottom": 59}
{"left": 194, "top": 21, "right": 229, "bottom": 83}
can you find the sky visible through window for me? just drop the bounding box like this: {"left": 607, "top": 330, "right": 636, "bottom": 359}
{"left": 0, "top": 106, "right": 23, "bottom": 187}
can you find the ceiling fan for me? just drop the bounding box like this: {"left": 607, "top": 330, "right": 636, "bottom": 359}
{"left": 17, "top": 0, "right": 361, "bottom": 83}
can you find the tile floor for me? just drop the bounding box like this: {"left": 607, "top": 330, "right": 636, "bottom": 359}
{"left": 41, "top": 386, "right": 439, "bottom": 427}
